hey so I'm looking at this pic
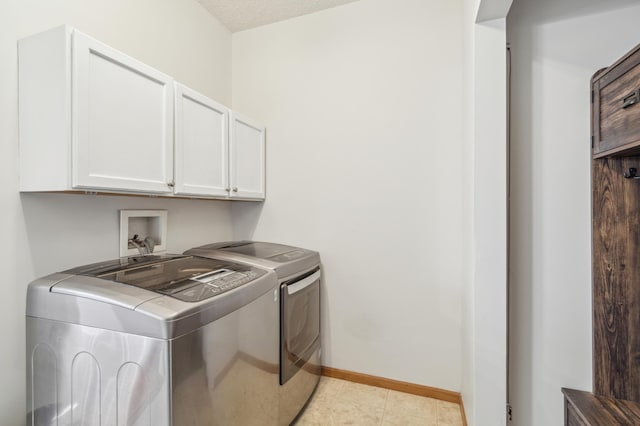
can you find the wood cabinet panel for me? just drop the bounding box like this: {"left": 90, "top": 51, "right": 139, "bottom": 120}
{"left": 592, "top": 156, "right": 640, "bottom": 402}
{"left": 593, "top": 43, "right": 640, "bottom": 158}
{"left": 566, "top": 402, "right": 586, "bottom": 426}
{"left": 599, "top": 63, "right": 640, "bottom": 154}
{"left": 563, "top": 388, "right": 640, "bottom": 425}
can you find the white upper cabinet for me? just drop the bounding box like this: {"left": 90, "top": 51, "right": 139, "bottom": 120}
{"left": 230, "top": 113, "right": 266, "bottom": 200}
{"left": 174, "top": 83, "right": 229, "bottom": 197}
{"left": 72, "top": 32, "right": 174, "bottom": 193}
{"left": 19, "top": 26, "right": 174, "bottom": 194}
{"left": 19, "top": 26, "right": 265, "bottom": 201}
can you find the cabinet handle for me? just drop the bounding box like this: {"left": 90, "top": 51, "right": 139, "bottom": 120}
{"left": 167, "top": 182, "right": 174, "bottom": 188}
{"left": 622, "top": 89, "right": 640, "bottom": 109}
{"left": 233, "top": 187, "right": 238, "bottom": 192}
{"left": 225, "top": 188, "right": 230, "bottom": 192}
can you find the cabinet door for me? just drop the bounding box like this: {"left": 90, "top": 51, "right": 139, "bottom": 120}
{"left": 174, "top": 84, "right": 229, "bottom": 197}
{"left": 592, "top": 43, "right": 640, "bottom": 158}
{"left": 72, "top": 31, "right": 174, "bottom": 193}
{"left": 229, "top": 112, "right": 266, "bottom": 200}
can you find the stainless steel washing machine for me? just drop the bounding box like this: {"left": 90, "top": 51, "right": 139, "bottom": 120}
{"left": 26, "top": 254, "right": 280, "bottom": 426}
{"left": 184, "top": 242, "right": 321, "bottom": 426}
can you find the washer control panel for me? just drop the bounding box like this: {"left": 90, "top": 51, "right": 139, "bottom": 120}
{"left": 267, "top": 249, "right": 310, "bottom": 263}
{"left": 168, "top": 269, "right": 262, "bottom": 302}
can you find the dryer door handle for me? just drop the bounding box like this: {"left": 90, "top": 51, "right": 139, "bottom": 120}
{"left": 287, "top": 271, "right": 321, "bottom": 295}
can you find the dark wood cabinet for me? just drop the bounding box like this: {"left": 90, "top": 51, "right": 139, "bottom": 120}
{"left": 591, "top": 155, "right": 640, "bottom": 401}
{"left": 592, "top": 42, "right": 640, "bottom": 158}
{"left": 569, "top": 41, "right": 640, "bottom": 426}
{"left": 562, "top": 388, "right": 640, "bottom": 425}
{"left": 565, "top": 398, "right": 587, "bottom": 426}
{"left": 592, "top": 41, "right": 640, "bottom": 402}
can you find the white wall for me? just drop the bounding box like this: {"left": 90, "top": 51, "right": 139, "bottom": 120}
{"left": 461, "top": 0, "right": 479, "bottom": 422}
{"left": 232, "top": 0, "right": 465, "bottom": 392}
{"left": 461, "top": 1, "right": 510, "bottom": 425}
{"left": 472, "top": 17, "right": 509, "bottom": 426}
{"left": 0, "top": 1, "right": 233, "bottom": 424}
{"left": 508, "top": 0, "right": 640, "bottom": 424}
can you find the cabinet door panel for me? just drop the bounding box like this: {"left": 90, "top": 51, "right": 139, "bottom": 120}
{"left": 174, "top": 84, "right": 229, "bottom": 197}
{"left": 230, "top": 113, "right": 265, "bottom": 200}
{"left": 72, "top": 31, "right": 173, "bottom": 193}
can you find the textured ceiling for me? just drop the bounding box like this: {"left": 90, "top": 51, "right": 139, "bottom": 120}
{"left": 198, "top": 0, "right": 360, "bottom": 32}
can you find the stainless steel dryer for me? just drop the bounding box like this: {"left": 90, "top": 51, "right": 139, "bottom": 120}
{"left": 184, "top": 242, "right": 321, "bottom": 426}
{"left": 26, "top": 254, "right": 280, "bottom": 426}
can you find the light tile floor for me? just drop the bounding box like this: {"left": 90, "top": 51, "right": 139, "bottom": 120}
{"left": 294, "top": 377, "right": 465, "bottom": 426}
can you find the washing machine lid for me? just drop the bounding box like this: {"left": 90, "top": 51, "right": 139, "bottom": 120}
{"left": 214, "top": 241, "right": 311, "bottom": 262}
{"left": 28, "top": 255, "right": 277, "bottom": 339}
{"left": 185, "top": 241, "right": 321, "bottom": 281}
{"left": 63, "top": 254, "right": 181, "bottom": 276}
{"left": 59, "top": 255, "right": 264, "bottom": 303}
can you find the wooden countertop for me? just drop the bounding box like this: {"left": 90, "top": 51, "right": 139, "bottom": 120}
{"left": 562, "top": 388, "right": 640, "bottom": 425}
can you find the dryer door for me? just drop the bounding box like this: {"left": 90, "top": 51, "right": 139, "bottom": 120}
{"left": 280, "top": 269, "right": 321, "bottom": 385}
